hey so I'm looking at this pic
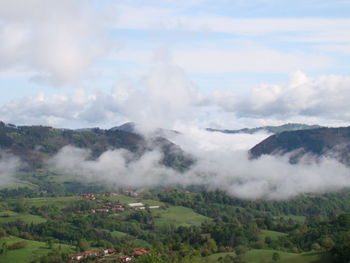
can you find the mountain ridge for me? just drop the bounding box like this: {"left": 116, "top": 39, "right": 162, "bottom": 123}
{"left": 207, "top": 123, "right": 322, "bottom": 134}
{"left": 0, "top": 121, "right": 193, "bottom": 171}
{"left": 249, "top": 126, "right": 350, "bottom": 165}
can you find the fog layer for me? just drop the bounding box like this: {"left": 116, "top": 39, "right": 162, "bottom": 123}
{"left": 47, "top": 128, "right": 350, "bottom": 200}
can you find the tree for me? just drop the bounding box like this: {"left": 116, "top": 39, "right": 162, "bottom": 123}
{"left": 320, "top": 237, "right": 335, "bottom": 250}
{"left": 0, "top": 228, "right": 6, "bottom": 238}
{"left": 0, "top": 242, "right": 8, "bottom": 255}
{"left": 272, "top": 252, "right": 280, "bottom": 261}
{"left": 46, "top": 239, "right": 54, "bottom": 249}
{"left": 78, "top": 239, "right": 90, "bottom": 252}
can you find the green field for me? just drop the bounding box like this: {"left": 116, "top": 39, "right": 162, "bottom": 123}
{"left": 21, "top": 196, "right": 82, "bottom": 208}
{"left": 110, "top": 230, "right": 129, "bottom": 238}
{"left": 206, "top": 250, "right": 330, "bottom": 263}
{"left": 0, "top": 236, "right": 74, "bottom": 263}
{"left": 206, "top": 252, "right": 236, "bottom": 261}
{"left": 258, "top": 230, "right": 287, "bottom": 241}
{"left": 243, "top": 249, "right": 329, "bottom": 263}
{"left": 104, "top": 194, "right": 164, "bottom": 206}
{"left": 110, "top": 231, "right": 150, "bottom": 247}
{"left": 0, "top": 211, "right": 46, "bottom": 224}
{"left": 0, "top": 179, "right": 38, "bottom": 190}
{"left": 153, "top": 206, "right": 211, "bottom": 227}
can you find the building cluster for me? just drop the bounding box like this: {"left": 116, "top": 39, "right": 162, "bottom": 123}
{"left": 69, "top": 248, "right": 116, "bottom": 261}
{"left": 69, "top": 248, "right": 149, "bottom": 262}
{"left": 119, "top": 248, "right": 150, "bottom": 262}
{"left": 93, "top": 202, "right": 125, "bottom": 213}
{"left": 79, "top": 193, "right": 107, "bottom": 200}
{"left": 77, "top": 193, "right": 161, "bottom": 214}
{"left": 128, "top": 202, "right": 160, "bottom": 210}
{"left": 77, "top": 193, "right": 126, "bottom": 214}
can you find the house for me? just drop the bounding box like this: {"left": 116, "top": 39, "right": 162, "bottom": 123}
{"left": 133, "top": 248, "right": 149, "bottom": 257}
{"left": 69, "top": 250, "right": 100, "bottom": 261}
{"left": 69, "top": 249, "right": 116, "bottom": 261}
{"left": 128, "top": 202, "right": 144, "bottom": 208}
{"left": 119, "top": 255, "right": 132, "bottom": 262}
{"left": 102, "top": 249, "right": 116, "bottom": 256}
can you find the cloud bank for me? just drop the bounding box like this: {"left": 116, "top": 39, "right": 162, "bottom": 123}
{"left": 0, "top": 152, "right": 22, "bottom": 186}
{"left": 3, "top": 67, "right": 350, "bottom": 129}
{"left": 47, "top": 129, "right": 350, "bottom": 200}
{"left": 204, "top": 71, "right": 350, "bottom": 123}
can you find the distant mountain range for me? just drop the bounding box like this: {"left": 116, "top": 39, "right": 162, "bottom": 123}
{"left": 249, "top": 126, "right": 350, "bottom": 165}
{"left": 2, "top": 120, "right": 350, "bottom": 173}
{"left": 0, "top": 121, "right": 193, "bottom": 171}
{"left": 207, "top": 123, "right": 322, "bottom": 134}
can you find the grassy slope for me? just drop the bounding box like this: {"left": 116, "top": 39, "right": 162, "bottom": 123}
{"left": 0, "top": 179, "right": 38, "bottom": 190}
{"left": 258, "top": 230, "right": 287, "bottom": 241}
{"left": 206, "top": 252, "right": 236, "bottom": 261}
{"left": 206, "top": 250, "right": 330, "bottom": 263}
{"left": 0, "top": 211, "right": 46, "bottom": 224}
{"left": 0, "top": 236, "right": 74, "bottom": 263}
{"left": 22, "top": 196, "right": 82, "bottom": 208}
{"left": 110, "top": 231, "right": 150, "bottom": 247}
{"left": 103, "top": 195, "right": 164, "bottom": 206}
{"left": 153, "top": 206, "right": 211, "bottom": 227}
{"left": 243, "top": 249, "right": 330, "bottom": 263}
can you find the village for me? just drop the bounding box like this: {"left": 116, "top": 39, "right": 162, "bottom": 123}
{"left": 68, "top": 191, "right": 157, "bottom": 262}
{"left": 77, "top": 191, "right": 161, "bottom": 214}
{"left": 69, "top": 247, "right": 149, "bottom": 262}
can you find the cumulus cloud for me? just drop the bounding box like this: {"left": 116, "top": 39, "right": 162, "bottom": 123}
{"left": 3, "top": 67, "right": 350, "bottom": 130}
{"left": 206, "top": 71, "right": 350, "bottom": 122}
{"left": 0, "top": 89, "right": 124, "bottom": 128}
{"left": 47, "top": 129, "right": 350, "bottom": 200}
{"left": 0, "top": 49, "right": 199, "bottom": 130}
{"left": 0, "top": 152, "right": 22, "bottom": 186}
{"left": 0, "top": 0, "right": 110, "bottom": 85}
{"left": 112, "top": 49, "right": 199, "bottom": 132}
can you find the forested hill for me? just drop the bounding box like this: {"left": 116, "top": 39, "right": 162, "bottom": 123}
{"left": 0, "top": 121, "right": 193, "bottom": 171}
{"left": 249, "top": 126, "right": 350, "bottom": 164}
{"left": 207, "top": 123, "right": 322, "bottom": 134}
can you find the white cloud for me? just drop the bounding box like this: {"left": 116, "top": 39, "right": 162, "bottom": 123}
{"left": 173, "top": 48, "right": 332, "bottom": 73}
{"left": 48, "top": 130, "right": 350, "bottom": 200}
{"left": 206, "top": 71, "right": 350, "bottom": 122}
{"left": 0, "top": 0, "right": 111, "bottom": 86}
{"left": 0, "top": 89, "right": 124, "bottom": 128}
{"left": 0, "top": 152, "right": 22, "bottom": 186}
{"left": 0, "top": 50, "right": 199, "bottom": 130}
{"left": 112, "top": 46, "right": 332, "bottom": 75}
{"left": 113, "top": 4, "right": 350, "bottom": 43}
{"left": 111, "top": 49, "right": 200, "bottom": 132}
{"left": 2, "top": 63, "right": 350, "bottom": 129}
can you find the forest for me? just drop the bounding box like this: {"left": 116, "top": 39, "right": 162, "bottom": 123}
{"left": 1, "top": 187, "right": 350, "bottom": 263}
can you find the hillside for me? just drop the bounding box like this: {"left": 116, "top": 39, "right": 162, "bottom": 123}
{"left": 0, "top": 121, "right": 193, "bottom": 171}
{"left": 207, "top": 123, "right": 322, "bottom": 134}
{"left": 249, "top": 126, "right": 350, "bottom": 164}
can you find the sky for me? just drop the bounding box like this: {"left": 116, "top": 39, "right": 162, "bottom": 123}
{"left": 1, "top": 0, "right": 350, "bottom": 130}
